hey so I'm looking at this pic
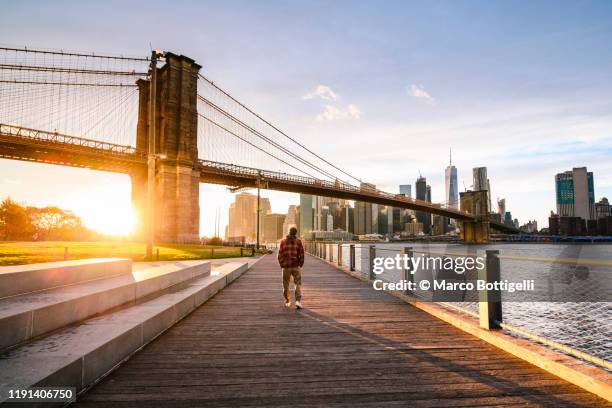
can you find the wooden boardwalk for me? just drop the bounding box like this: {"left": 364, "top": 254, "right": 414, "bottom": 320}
{"left": 74, "top": 254, "right": 608, "bottom": 407}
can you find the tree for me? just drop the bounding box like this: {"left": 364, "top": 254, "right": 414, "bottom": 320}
{"left": 207, "top": 236, "right": 223, "bottom": 246}
{"left": 0, "top": 198, "right": 34, "bottom": 240}
{"left": 28, "top": 206, "right": 88, "bottom": 240}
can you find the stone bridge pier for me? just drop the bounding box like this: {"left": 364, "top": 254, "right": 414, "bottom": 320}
{"left": 459, "top": 190, "right": 490, "bottom": 244}
{"left": 130, "top": 53, "right": 201, "bottom": 243}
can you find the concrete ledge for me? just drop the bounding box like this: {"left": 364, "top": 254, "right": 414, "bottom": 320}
{"left": 0, "top": 261, "right": 250, "bottom": 405}
{"left": 0, "top": 258, "right": 132, "bottom": 299}
{"left": 315, "top": 255, "right": 612, "bottom": 403}
{"left": 0, "top": 260, "right": 211, "bottom": 352}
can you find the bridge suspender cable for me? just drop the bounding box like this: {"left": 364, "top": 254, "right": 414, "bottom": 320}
{"left": 198, "top": 73, "right": 362, "bottom": 184}
{"left": 197, "top": 112, "right": 321, "bottom": 180}
{"left": 198, "top": 95, "right": 346, "bottom": 183}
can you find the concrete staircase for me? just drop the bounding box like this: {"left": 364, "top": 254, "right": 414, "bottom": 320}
{"left": 0, "top": 257, "right": 252, "bottom": 405}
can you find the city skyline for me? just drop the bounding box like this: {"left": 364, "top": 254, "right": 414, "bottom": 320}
{"left": 1, "top": 1, "right": 611, "bottom": 236}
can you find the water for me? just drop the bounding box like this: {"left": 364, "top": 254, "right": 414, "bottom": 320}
{"left": 352, "top": 242, "right": 612, "bottom": 364}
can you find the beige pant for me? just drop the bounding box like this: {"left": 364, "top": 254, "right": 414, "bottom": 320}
{"left": 282, "top": 267, "right": 302, "bottom": 303}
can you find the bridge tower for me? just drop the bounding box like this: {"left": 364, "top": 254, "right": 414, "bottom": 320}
{"left": 131, "top": 53, "right": 201, "bottom": 243}
{"left": 459, "top": 190, "right": 490, "bottom": 244}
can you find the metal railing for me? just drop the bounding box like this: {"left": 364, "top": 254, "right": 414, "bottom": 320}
{"left": 0, "top": 123, "right": 146, "bottom": 159}
{"left": 305, "top": 241, "right": 611, "bottom": 371}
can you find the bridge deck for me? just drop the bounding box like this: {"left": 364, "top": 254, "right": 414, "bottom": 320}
{"left": 74, "top": 254, "right": 606, "bottom": 407}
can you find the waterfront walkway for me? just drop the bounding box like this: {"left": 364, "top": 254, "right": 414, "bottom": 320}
{"left": 74, "top": 253, "right": 607, "bottom": 407}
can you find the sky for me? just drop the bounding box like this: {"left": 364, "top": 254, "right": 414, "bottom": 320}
{"left": 1, "top": 0, "right": 612, "bottom": 236}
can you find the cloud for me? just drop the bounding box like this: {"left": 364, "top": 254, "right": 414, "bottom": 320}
{"left": 304, "top": 84, "right": 360, "bottom": 121}
{"left": 409, "top": 84, "right": 435, "bottom": 104}
{"left": 316, "top": 104, "right": 361, "bottom": 121}
{"left": 303, "top": 85, "right": 338, "bottom": 101}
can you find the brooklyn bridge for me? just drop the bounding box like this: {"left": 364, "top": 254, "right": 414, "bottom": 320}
{"left": 0, "top": 46, "right": 518, "bottom": 244}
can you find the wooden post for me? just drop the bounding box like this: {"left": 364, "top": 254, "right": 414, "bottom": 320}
{"left": 337, "top": 243, "right": 343, "bottom": 266}
{"left": 479, "top": 250, "right": 502, "bottom": 330}
{"left": 369, "top": 245, "right": 376, "bottom": 280}
{"left": 64, "top": 247, "right": 68, "bottom": 260}
{"left": 156, "top": 248, "right": 160, "bottom": 261}
{"left": 240, "top": 247, "right": 244, "bottom": 257}
{"left": 349, "top": 244, "right": 355, "bottom": 271}
{"left": 402, "top": 246, "right": 413, "bottom": 294}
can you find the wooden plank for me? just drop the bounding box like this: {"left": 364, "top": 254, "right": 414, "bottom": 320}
{"left": 74, "top": 254, "right": 610, "bottom": 407}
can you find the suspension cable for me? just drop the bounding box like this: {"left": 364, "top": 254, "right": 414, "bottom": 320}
{"left": 0, "top": 46, "right": 149, "bottom": 61}
{"left": 198, "top": 73, "right": 362, "bottom": 184}
{"left": 198, "top": 94, "right": 345, "bottom": 183}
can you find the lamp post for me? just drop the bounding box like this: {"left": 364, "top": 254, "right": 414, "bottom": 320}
{"left": 256, "top": 171, "right": 263, "bottom": 250}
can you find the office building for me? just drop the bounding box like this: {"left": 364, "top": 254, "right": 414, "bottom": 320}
{"left": 595, "top": 197, "right": 611, "bottom": 219}
{"left": 497, "top": 198, "right": 506, "bottom": 221}
{"left": 519, "top": 220, "right": 538, "bottom": 234}
{"left": 282, "top": 205, "right": 298, "bottom": 237}
{"left": 555, "top": 167, "right": 595, "bottom": 221}
{"left": 227, "top": 192, "right": 259, "bottom": 242}
{"left": 415, "top": 176, "right": 432, "bottom": 234}
{"left": 399, "top": 184, "right": 412, "bottom": 198}
{"left": 299, "top": 194, "right": 314, "bottom": 237}
{"left": 354, "top": 182, "right": 378, "bottom": 235}
{"left": 473, "top": 167, "right": 492, "bottom": 212}
{"left": 445, "top": 150, "right": 458, "bottom": 209}
{"left": 263, "top": 213, "right": 286, "bottom": 242}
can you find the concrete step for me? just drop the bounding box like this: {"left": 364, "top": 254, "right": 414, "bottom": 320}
{"left": 0, "top": 258, "right": 132, "bottom": 299}
{"left": 0, "top": 260, "right": 211, "bottom": 352}
{"left": 0, "top": 261, "right": 250, "bottom": 406}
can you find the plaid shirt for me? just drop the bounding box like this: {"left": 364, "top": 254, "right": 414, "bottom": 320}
{"left": 277, "top": 235, "right": 304, "bottom": 268}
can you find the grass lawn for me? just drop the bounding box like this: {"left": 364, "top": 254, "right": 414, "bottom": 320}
{"left": 0, "top": 241, "right": 262, "bottom": 266}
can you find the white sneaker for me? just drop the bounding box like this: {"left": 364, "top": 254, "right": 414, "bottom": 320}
{"left": 285, "top": 302, "right": 291, "bottom": 307}
{"left": 295, "top": 301, "right": 302, "bottom": 309}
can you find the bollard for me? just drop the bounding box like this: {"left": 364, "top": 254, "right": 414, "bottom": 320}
{"left": 479, "top": 250, "right": 503, "bottom": 330}
{"left": 349, "top": 244, "right": 355, "bottom": 271}
{"left": 252, "top": 247, "right": 255, "bottom": 256}
{"left": 211, "top": 248, "right": 215, "bottom": 258}
{"left": 156, "top": 248, "right": 160, "bottom": 261}
{"left": 402, "top": 247, "right": 413, "bottom": 294}
{"left": 64, "top": 247, "right": 69, "bottom": 260}
{"left": 240, "top": 247, "right": 244, "bottom": 257}
{"left": 328, "top": 243, "right": 333, "bottom": 263}
{"left": 337, "top": 243, "right": 343, "bottom": 267}
{"left": 369, "top": 245, "right": 376, "bottom": 280}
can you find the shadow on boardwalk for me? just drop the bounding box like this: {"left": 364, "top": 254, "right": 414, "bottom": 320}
{"left": 74, "top": 253, "right": 609, "bottom": 407}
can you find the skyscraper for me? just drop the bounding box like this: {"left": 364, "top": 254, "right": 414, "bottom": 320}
{"left": 497, "top": 198, "right": 506, "bottom": 221}
{"left": 354, "top": 182, "right": 378, "bottom": 235}
{"left": 282, "top": 205, "right": 298, "bottom": 236}
{"left": 473, "top": 167, "right": 492, "bottom": 212}
{"left": 262, "top": 213, "right": 285, "bottom": 242}
{"left": 399, "top": 184, "right": 412, "bottom": 198}
{"left": 445, "top": 149, "right": 458, "bottom": 209}
{"left": 227, "top": 192, "right": 259, "bottom": 241}
{"left": 473, "top": 167, "right": 487, "bottom": 191}
{"left": 416, "top": 176, "right": 431, "bottom": 234}
{"left": 299, "top": 194, "right": 314, "bottom": 236}
{"left": 555, "top": 167, "right": 595, "bottom": 220}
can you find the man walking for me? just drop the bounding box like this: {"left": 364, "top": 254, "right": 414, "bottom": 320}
{"left": 277, "top": 227, "right": 304, "bottom": 309}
